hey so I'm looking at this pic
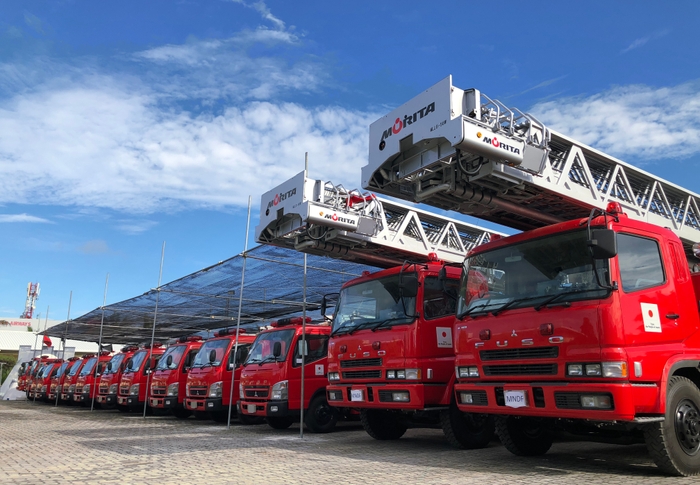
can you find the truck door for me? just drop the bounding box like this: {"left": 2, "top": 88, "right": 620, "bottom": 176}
{"left": 617, "top": 232, "right": 685, "bottom": 372}
{"left": 291, "top": 333, "right": 329, "bottom": 409}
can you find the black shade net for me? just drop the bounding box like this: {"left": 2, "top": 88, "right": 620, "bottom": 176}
{"left": 42, "top": 245, "right": 376, "bottom": 345}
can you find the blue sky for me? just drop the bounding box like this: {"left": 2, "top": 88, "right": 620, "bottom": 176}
{"left": 1, "top": 0, "right": 699, "bottom": 323}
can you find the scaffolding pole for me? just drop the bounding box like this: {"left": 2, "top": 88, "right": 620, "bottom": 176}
{"left": 144, "top": 242, "right": 166, "bottom": 419}
{"left": 55, "top": 291, "right": 72, "bottom": 407}
{"left": 91, "top": 275, "right": 109, "bottom": 412}
{"left": 300, "top": 152, "right": 309, "bottom": 439}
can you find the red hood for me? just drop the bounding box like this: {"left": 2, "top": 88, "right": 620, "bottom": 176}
{"left": 240, "top": 361, "right": 285, "bottom": 387}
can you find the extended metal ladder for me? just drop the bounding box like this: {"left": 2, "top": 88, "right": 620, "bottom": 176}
{"left": 255, "top": 170, "right": 504, "bottom": 269}
{"left": 362, "top": 76, "right": 700, "bottom": 260}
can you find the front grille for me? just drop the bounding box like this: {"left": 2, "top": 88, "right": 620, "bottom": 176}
{"left": 480, "top": 347, "right": 558, "bottom": 361}
{"left": 342, "top": 370, "right": 382, "bottom": 379}
{"left": 483, "top": 364, "right": 557, "bottom": 376}
{"left": 461, "top": 390, "right": 489, "bottom": 405}
{"left": 75, "top": 385, "right": 83, "bottom": 393}
{"left": 188, "top": 386, "right": 207, "bottom": 397}
{"left": 119, "top": 385, "right": 130, "bottom": 394}
{"left": 340, "top": 358, "right": 382, "bottom": 368}
{"left": 245, "top": 387, "right": 269, "bottom": 399}
{"left": 152, "top": 386, "right": 166, "bottom": 396}
{"left": 555, "top": 392, "right": 581, "bottom": 409}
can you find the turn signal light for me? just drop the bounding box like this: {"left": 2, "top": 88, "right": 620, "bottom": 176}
{"left": 539, "top": 323, "right": 554, "bottom": 336}
{"left": 372, "top": 341, "right": 381, "bottom": 350}
{"left": 479, "top": 329, "right": 491, "bottom": 340}
{"left": 339, "top": 345, "right": 347, "bottom": 353}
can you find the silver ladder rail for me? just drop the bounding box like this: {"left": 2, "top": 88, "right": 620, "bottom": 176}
{"left": 362, "top": 75, "right": 700, "bottom": 260}
{"left": 255, "top": 171, "right": 504, "bottom": 269}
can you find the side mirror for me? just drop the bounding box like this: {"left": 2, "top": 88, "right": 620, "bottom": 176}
{"left": 208, "top": 349, "right": 217, "bottom": 363}
{"left": 272, "top": 342, "right": 282, "bottom": 359}
{"left": 126, "top": 359, "right": 133, "bottom": 370}
{"left": 588, "top": 229, "right": 617, "bottom": 259}
{"left": 106, "top": 362, "right": 112, "bottom": 371}
{"left": 233, "top": 346, "right": 249, "bottom": 368}
{"left": 321, "top": 293, "right": 339, "bottom": 319}
{"left": 399, "top": 273, "right": 419, "bottom": 298}
{"left": 166, "top": 355, "right": 173, "bottom": 367}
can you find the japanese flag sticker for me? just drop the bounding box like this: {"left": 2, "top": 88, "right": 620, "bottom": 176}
{"left": 641, "top": 302, "right": 662, "bottom": 333}
{"left": 437, "top": 327, "right": 453, "bottom": 348}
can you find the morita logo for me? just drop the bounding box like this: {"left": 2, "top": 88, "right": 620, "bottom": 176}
{"left": 477, "top": 132, "right": 521, "bottom": 155}
{"left": 319, "top": 211, "right": 354, "bottom": 225}
{"left": 265, "top": 188, "right": 296, "bottom": 216}
{"left": 379, "top": 102, "right": 436, "bottom": 149}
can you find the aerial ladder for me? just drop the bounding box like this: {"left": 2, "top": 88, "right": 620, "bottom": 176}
{"left": 361, "top": 75, "right": 700, "bottom": 263}
{"left": 255, "top": 170, "right": 504, "bottom": 267}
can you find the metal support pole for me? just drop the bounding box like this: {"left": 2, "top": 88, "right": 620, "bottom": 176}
{"left": 300, "top": 152, "right": 309, "bottom": 439}
{"left": 55, "top": 291, "right": 72, "bottom": 407}
{"left": 227, "top": 195, "right": 252, "bottom": 429}
{"left": 92, "top": 275, "right": 109, "bottom": 411}
{"left": 33, "top": 307, "right": 49, "bottom": 403}
{"left": 144, "top": 242, "right": 166, "bottom": 418}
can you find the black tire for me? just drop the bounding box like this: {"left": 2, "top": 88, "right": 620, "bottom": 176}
{"left": 193, "top": 411, "right": 209, "bottom": 421}
{"left": 495, "top": 416, "right": 553, "bottom": 456}
{"left": 305, "top": 395, "right": 339, "bottom": 433}
{"left": 211, "top": 410, "right": 232, "bottom": 423}
{"left": 267, "top": 416, "right": 296, "bottom": 430}
{"left": 440, "top": 401, "right": 495, "bottom": 449}
{"left": 360, "top": 409, "right": 407, "bottom": 440}
{"left": 117, "top": 405, "right": 130, "bottom": 413}
{"left": 171, "top": 407, "right": 192, "bottom": 420}
{"left": 238, "top": 413, "right": 265, "bottom": 425}
{"left": 644, "top": 376, "right": 700, "bottom": 476}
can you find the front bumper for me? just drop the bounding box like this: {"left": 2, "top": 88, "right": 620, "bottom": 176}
{"left": 61, "top": 392, "right": 74, "bottom": 402}
{"left": 238, "top": 400, "right": 291, "bottom": 417}
{"left": 184, "top": 397, "right": 223, "bottom": 412}
{"left": 326, "top": 383, "right": 444, "bottom": 410}
{"left": 453, "top": 381, "right": 659, "bottom": 422}
{"left": 74, "top": 391, "right": 91, "bottom": 403}
{"left": 117, "top": 395, "right": 144, "bottom": 410}
{"left": 149, "top": 396, "right": 179, "bottom": 409}
{"left": 97, "top": 394, "right": 117, "bottom": 407}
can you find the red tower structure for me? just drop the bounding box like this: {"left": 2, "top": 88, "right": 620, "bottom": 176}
{"left": 21, "top": 282, "right": 40, "bottom": 319}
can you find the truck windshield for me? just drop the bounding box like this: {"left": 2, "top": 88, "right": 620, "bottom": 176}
{"left": 40, "top": 364, "right": 53, "bottom": 378}
{"left": 245, "top": 329, "right": 295, "bottom": 365}
{"left": 457, "top": 229, "right": 610, "bottom": 318}
{"left": 103, "top": 354, "right": 125, "bottom": 375}
{"left": 332, "top": 274, "right": 416, "bottom": 335}
{"left": 55, "top": 362, "right": 68, "bottom": 378}
{"left": 126, "top": 350, "right": 148, "bottom": 372}
{"left": 156, "top": 345, "right": 186, "bottom": 370}
{"left": 192, "top": 339, "right": 230, "bottom": 368}
{"left": 79, "top": 358, "right": 97, "bottom": 376}
{"left": 68, "top": 361, "right": 83, "bottom": 376}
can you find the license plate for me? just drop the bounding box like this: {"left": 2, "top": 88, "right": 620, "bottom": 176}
{"left": 189, "top": 401, "right": 197, "bottom": 409}
{"left": 164, "top": 400, "right": 170, "bottom": 406}
{"left": 350, "top": 389, "right": 364, "bottom": 402}
{"left": 247, "top": 404, "right": 256, "bottom": 414}
{"left": 504, "top": 390, "right": 528, "bottom": 408}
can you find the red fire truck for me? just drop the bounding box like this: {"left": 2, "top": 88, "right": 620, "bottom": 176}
{"left": 97, "top": 346, "right": 139, "bottom": 410}
{"left": 74, "top": 352, "right": 111, "bottom": 406}
{"left": 239, "top": 317, "right": 340, "bottom": 432}
{"left": 20, "top": 354, "right": 54, "bottom": 394}
{"left": 33, "top": 359, "right": 63, "bottom": 402}
{"left": 16, "top": 361, "right": 30, "bottom": 392}
{"left": 48, "top": 357, "right": 80, "bottom": 403}
{"left": 60, "top": 356, "right": 89, "bottom": 404}
{"left": 184, "top": 328, "right": 256, "bottom": 422}
{"left": 148, "top": 336, "right": 204, "bottom": 418}
{"left": 117, "top": 343, "right": 166, "bottom": 412}
{"left": 359, "top": 75, "right": 700, "bottom": 475}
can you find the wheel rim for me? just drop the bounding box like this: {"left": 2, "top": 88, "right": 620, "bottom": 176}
{"left": 314, "top": 402, "right": 333, "bottom": 425}
{"left": 674, "top": 398, "right": 700, "bottom": 455}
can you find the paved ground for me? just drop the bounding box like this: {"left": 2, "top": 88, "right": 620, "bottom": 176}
{"left": 0, "top": 400, "right": 689, "bottom": 484}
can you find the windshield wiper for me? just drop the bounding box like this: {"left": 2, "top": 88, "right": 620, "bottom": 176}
{"left": 534, "top": 288, "right": 605, "bottom": 311}
{"left": 491, "top": 296, "right": 552, "bottom": 316}
{"left": 258, "top": 356, "right": 278, "bottom": 366}
{"left": 370, "top": 316, "right": 416, "bottom": 332}
{"left": 457, "top": 301, "right": 495, "bottom": 320}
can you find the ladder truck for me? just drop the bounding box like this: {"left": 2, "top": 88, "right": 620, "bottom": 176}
{"left": 256, "top": 172, "right": 504, "bottom": 446}
{"left": 362, "top": 75, "right": 700, "bottom": 476}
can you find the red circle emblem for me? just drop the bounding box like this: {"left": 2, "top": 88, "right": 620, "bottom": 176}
{"left": 442, "top": 331, "right": 447, "bottom": 338}
{"left": 332, "top": 214, "right": 338, "bottom": 221}
{"left": 648, "top": 310, "right": 654, "bottom": 317}
{"left": 273, "top": 194, "right": 280, "bottom": 206}
{"left": 492, "top": 137, "right": 500, "bottom": 147}
{"left": 392, "top": 118, "right": 402, "bottom": 135}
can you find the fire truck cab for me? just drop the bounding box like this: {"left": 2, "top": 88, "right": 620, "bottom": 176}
{"left": 61, "top": 356, "right": 89, "bottom": 403}
{"left": 149, "top": 337, "right": 203, "bottom": 418}
{"left": 117, "top": 343, "right": 166, "bottom": 412}
{"left": 97, "top": 346, "right": 139, "bottom": 409}
{"left": 48, "top": 357, "right": 80, "bottom": 402}
{"left": 74, "top": 352, "right": 111, "bottom": 406}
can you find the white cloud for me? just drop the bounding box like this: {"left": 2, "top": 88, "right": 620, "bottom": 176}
{"left": 0, "top": 213, "right": 51, "bottom": 223}
{"left": 0, "top": 74, "right": 377, "bottom": 213}
{"left": 532, "top": 82, "right": 700, "bottom": 160}
{"left": 78, "top": 239, "right": 110, "bottom": 254}
{"left": 621, "top": 29, "right": 670, "bottom": 54}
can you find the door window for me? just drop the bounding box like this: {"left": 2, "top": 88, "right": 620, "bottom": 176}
{"left": 293, "top": 335, "right": 329, "bottom": 367}
{"left": 618, "top": 234, "right": 665, "bottom": 292}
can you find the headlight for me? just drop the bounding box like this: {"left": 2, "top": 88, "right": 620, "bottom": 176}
{"left": 109, "top": 384, "right": 118, "bottom": 394}
{"left": 129, "top": 384, "right": 140, "bottom": 396}
{"left": 209, "top": 381, "right": 223, "bottom": 398}
{"left": 239, "top": 384, "right": 244, "bottom": 399}
{"left": 69, "top": 384, "right": 75, "bottom": 392}
{"left": 328, "top": 372, "right": 340, "bottom": 381}
{"left": 602, "top": 361, "right": 628, "bottom": 378}
{"left": 404, "top": 369, "right": 421, "bottom": 380}
{"left": 271, "top": 380, "right": 288, "bottom": 400}
{"left": 396, "top": 370, "right": 405, "bottom": 379}
{"left": 41, "top": 385, "right": 47, "bottom": 392}
{"left": 166, "top": 383, "right": 179, "bottom": 397}
{"left": 568, "top": 362, "right": 628, "bottom": 378}
{"left": 457, "top": 366, "right": 480, "bottom": 378}
{"left": 83, "top": 384, "right": 91, "bottom": 392}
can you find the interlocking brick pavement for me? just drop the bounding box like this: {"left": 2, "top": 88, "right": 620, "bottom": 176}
{"left": 0, "top": 401, "right": 688, "bottom": 484}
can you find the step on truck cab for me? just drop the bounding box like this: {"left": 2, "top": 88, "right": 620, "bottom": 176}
{"left": 48, "top": 358, "right": 80, "bottom": 402}
{"left": 97, "top": 346, "right": 139, "bottom": 409}
{"left": 184, "top": 328, "right": 256, "bottom": 422}
{"left": 453, "top": 203, "right": 700, "bottom": 476}
{"left": 74, "top": 352, "right": 111, "bottom": 406}
{"left": 148, "top": 336, "right": 203, "bottom": 418}
{"left": 61, "top": 356, "right": 89, "bottom": 403}
{"left": 239, "top": 317, "right": 341, "bottom": 432}
{"left": 326, "top": 260, "right": 494, "bottom": 448}
{"left": 117, "top": 343, "right": 166, "bottom": 412}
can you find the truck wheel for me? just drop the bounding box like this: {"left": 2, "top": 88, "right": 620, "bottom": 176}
{"left": 211, "top": 410, "right": 231, "bottom": 423}
{"left": 440, "top": 400, "right": 495, "bottom": 449}
{"left": 193, "top": 411, "right": 209, "bottom": 420}
{"left": 360, "top": 410, "right": 407, "bottom": 440}
{"left": 238, "top": 413, "right": 265, "bottom": 425}
{"left": 118, "top": 405, "right": 130, "bottom": 413}
{"left": 266, "top": 416, "right": 296, "bottom": 429}
{"left": 495, "top": 416, "right": 553, "bottom": 456}
{"left": 644, "top": 376, "right": 700, "bottom": 476}
{"left": 305, "top": 395, "right": 339, "bottom": 433}
{"left": 171, "top": 407, "right": 192, "bottom": 420}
